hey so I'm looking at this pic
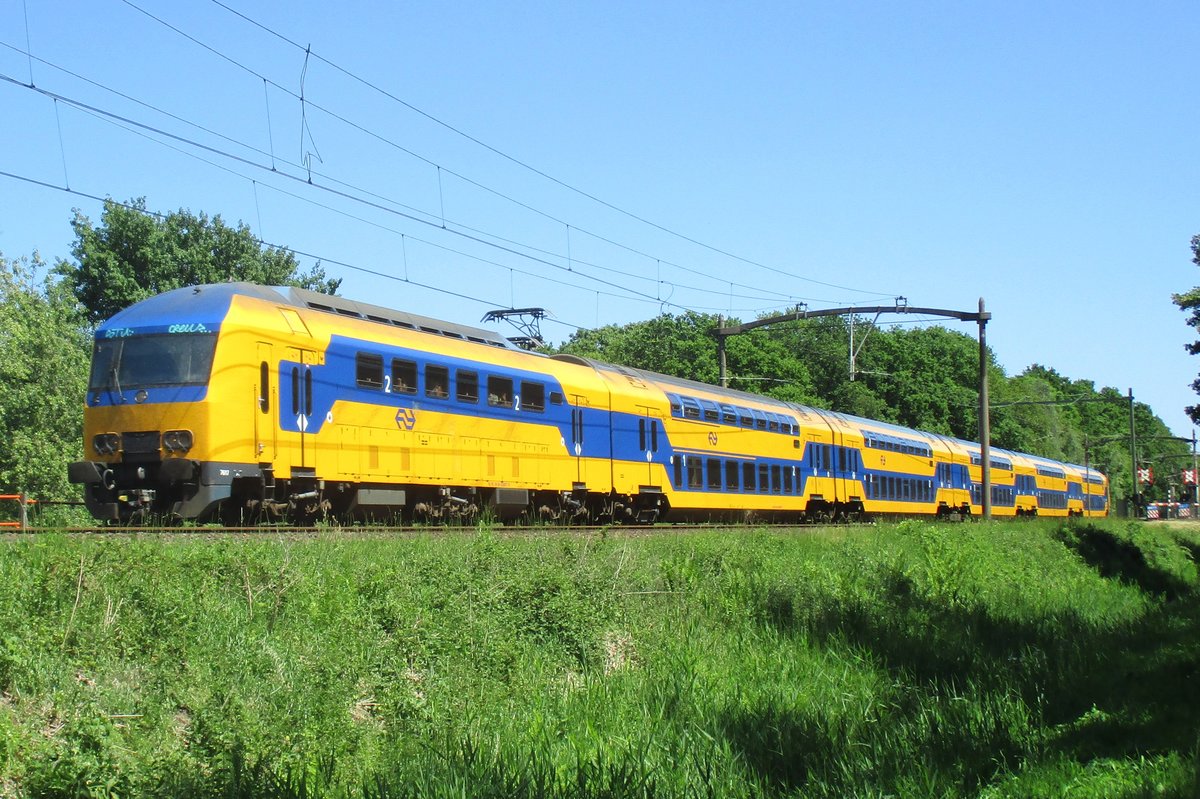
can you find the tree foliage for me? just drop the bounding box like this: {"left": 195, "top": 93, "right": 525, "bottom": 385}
{"left": 0, "top": 253, "right": 91, "bottom": 503}
{"left": 1172, "top": 234, "right": 1200, "bottom": 424}
{"left": 58, "top": 198, "right": 341, "bottom": 324}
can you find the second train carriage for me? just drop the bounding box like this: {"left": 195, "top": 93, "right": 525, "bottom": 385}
{"left": 68, "top": 283, "right": 1109, "bottom": 524}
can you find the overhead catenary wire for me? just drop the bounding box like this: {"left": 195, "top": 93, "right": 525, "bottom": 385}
{"left": 0, "top": 73, "right": 694, "bottom": 312}
{"left": 0, "top": 44, "right": 825, "bottom": 307}
{"left": 0, "top": 64, "right": 824, "bottom": 316}
{"left": 205, "top": 0, "right": 898, "bottom": 298}
{"left": 0, "top": 38, "right": 882, "bottom": 310}
{"left": 119, "top": 0, "right": 901, "bottom": 300}
{"left": 0, "top": 168, "right": 596, "bottom": 332}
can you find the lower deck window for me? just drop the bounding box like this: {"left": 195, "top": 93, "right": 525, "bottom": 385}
{"left": 707, "top": 459, "right": 722, "bottom": 490}
{"left": 725, "top": 461, "right": 740, "bottom": 491}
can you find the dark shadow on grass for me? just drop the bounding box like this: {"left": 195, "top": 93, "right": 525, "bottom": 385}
{"left": 1057, "top": 523, "right": 1191, "bottom": 600}
{"left": 719, "top": 555, "right": 1200, "bottom": 797}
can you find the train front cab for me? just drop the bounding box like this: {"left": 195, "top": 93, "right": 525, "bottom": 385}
{"left": 68, "top": 285, "right": 261, "bottom": 523}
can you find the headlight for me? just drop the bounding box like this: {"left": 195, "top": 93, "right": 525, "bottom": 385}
{"left": 162, "top": 430, "right": 194, "bottom": 453}
{"left": 92, "top": 433, "right": 120, "bottom": 455}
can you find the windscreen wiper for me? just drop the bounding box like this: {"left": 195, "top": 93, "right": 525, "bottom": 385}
{"left": 110, "top": 364, "right": 127, "bottom": 404}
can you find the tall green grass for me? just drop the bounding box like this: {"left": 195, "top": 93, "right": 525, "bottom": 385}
{"left": 0, "top": 520, "right": 1197, "bottom": 797}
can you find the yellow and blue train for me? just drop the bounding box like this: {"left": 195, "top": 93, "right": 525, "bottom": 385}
{"left": 68, "top": 283, "right": 1109, "bottom": 524}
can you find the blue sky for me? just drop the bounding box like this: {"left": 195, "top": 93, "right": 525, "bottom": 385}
{"left": 2, "top": 1, "right": 1198, "bottom": 439}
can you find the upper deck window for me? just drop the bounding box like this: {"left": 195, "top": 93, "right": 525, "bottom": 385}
{"left": 89, "top": 333, "right": 217, "bottom": 391}
{"left": 356, "top": 353, "right": 384, "bottom": 388}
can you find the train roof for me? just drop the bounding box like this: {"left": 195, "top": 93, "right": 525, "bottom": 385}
{"left": 97, "top": 282, "right": 520, "bottom": 351}
{"left": 279, "top": 286, "right": 519, "bottom": 350}
{"left": 553, "top": 354, "right": 806, "bottom": 414}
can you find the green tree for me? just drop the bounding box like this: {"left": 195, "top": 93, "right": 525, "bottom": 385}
{"left": 1173, "top": 234, "right": 1200, "bottom": 423}
{"left": 0, "top": 252, "right": 91, "bottom": 505}
{"left": 58, "top": 198, "right": 340, "bottom": 324}
{"left": 558, "top": 311, "right": 723, "bottom": 382}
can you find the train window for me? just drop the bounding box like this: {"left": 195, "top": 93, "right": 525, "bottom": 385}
{"left": 487, "top": 376, "right": 513, "bottom": 407}
{"left": 687, "top": 457, "right": 703, "bottom": 489}
{"left": 754, "top": 411, "right": 768, "bottom": 431}
{"left": 669, "top": 395, "right": 682, "bottom": 417}
{"left": 290, "top": 367, "right": 299, "bottom": 416}
{"left": 771, "top": 465, "right": 782, "bottom": 493}
{"left": 743, "top": 462, "right": 756, "bottom": 492}
{"left": 356, "top": 352, "right": 384, "bottom": 389}
{"left": 784, "top": 467, "right": 794, "bottom": 494}
{"left": 701, "top": 400, "right": 719, "bottom": 422}
{"left": 639, "top": 419, "right": 646, "bottom": 451}
{"left": 738, "top": 408, "right": 753, "bottom": 427}
{"left": 721, "top": 404, "right": 737, "bottom": 424}
{"left": 758, "top": 464, "right": 770, "bottom": 493}
{"left": 456, "top": 370, "right": 479, "bottom": 403}
{"left": 426, "top": 365, "right": 449, "bottom": 399}
{"left": 725, "top": 461, "right": 740, "bottom": 491}
{"left": 522, "top": 381, "right": 545, "bottom": 412}
{"left": 550, "top": 391, "right": 564, "bottom": 405}
{"left": 682, "top": 398, "right": 701, "bottom": 420}
{"left": 304, "top": 369, "right": 312, "bottom": 415}
{"left": 391, "top": 359, "right": 417, "bottom": 394}
{"left": 673, "top": 457, "right": 683, "bottom": 488}
{"left": 768, "top": 416, "right": 780, "bottom": 433}
{"left": 651, "top": 420, "right": 659, "bottom": 452}
{"left": 707, "top": 459, "right": 722, "bottom": 490}
{"left": 259, "top": 362, "right": 270, "bottom": 414}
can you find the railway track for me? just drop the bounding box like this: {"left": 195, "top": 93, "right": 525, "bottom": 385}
{"left": 1, "top": 520, "right": 863, "bottom": 540}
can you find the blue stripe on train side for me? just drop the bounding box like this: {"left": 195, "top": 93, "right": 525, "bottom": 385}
{"left": 277, "top": 335, "right": 614, "bottom": 459}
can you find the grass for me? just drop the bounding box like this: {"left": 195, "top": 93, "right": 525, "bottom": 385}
{"left": 0, "top": 519, "right": 1197, "bottom": 797}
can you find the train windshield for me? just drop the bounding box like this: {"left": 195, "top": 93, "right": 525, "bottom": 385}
{"left": 89, "top": 333, "right": 218, "bottom": 391}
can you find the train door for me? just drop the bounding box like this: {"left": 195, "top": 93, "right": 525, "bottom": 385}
{"left": 255, "top": 342, "right": 277, "bottom": 462}
{"left": 834, "top": 438, "right": 861, "bottom": 506}
{"left": 569, "top": 394, "right": 587, "bottom": 486}
{"left": 637, "top": 407, "right": 662, "bottom": 486}
{"left": 287, "top": 349, "right": 318, "bottom": 470}
{"left": 568, "top": 390, "right": 612, "bottom": 492}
